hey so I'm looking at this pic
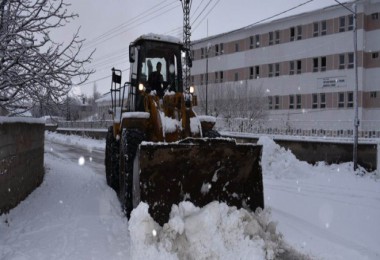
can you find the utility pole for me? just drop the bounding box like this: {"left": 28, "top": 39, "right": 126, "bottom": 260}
{"left": 180, "top": 0, "right": 192, "bottom": 92}
{"left": 206, "top": 47, "right": 209, "bottom": 115}
{"left": 334, "top": 0, "right": 359, "bottom": 171}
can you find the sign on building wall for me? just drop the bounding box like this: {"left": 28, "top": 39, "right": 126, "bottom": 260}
{"left": 318, "top": 76, "right": 347, "bottom": 88}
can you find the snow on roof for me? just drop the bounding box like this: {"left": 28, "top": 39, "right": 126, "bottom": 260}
{"left": 0, "top": 116, "right": 45, "bottom": 125}
{"left": 134, "top": 33, "right": 182, "bottom": 45}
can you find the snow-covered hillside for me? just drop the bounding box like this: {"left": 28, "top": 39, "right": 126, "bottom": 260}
{"left": 0, "top": 132, "right": 379, "bottom": 260}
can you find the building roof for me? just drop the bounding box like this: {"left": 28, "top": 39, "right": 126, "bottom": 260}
{"left": 191, "top": 0, "right": 359, "bottom": 45}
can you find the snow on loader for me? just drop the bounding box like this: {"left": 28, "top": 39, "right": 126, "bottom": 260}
{"left": 105, "top": 34, "right": 264, "bottom": 225}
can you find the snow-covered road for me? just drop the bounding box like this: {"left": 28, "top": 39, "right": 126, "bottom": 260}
{"left": 259, "top": 137, "right": 380, "bottom": 260}
{"left": 0, "top": 132, "right": 379, "bottom": 260}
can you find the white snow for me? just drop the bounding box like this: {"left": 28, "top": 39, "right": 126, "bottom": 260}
{"left": 0, "top": 132, "right": 379, "bottom": 259}
{"left": 0, "top": 116, "right": 45, "bottom": 124}
{"left": 135, "top": 33, "right": 182, "bottom": 45}
{"left": 122, "top": 112, "right": 150, "bottom": 119}
{"left": 198, "top": 115, "right": 217, "bottom": 124}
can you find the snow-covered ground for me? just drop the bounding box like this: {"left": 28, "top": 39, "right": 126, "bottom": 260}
{"left": 0, "top": 132, "right": 379, "bottom": 259}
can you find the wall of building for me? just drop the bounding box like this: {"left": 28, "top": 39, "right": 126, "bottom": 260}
{"left": 191, "top": 0, "right": 380, "bottom": 132}
{"left": 0, "top": 119, "right": 45, "bottom": 214}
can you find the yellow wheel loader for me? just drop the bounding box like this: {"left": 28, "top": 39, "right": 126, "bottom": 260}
{"left": 105, "top": 34, "right": 264, "bottom": 225}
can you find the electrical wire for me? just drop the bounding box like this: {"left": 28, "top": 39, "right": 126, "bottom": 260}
{"left": 82, "top": 1, "right": 180, "bottom": 51}
{"left": 192, "top": 0, "right": 221, "bottom": 33}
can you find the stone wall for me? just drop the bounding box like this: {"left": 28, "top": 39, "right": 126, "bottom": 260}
{"left": 0, "top": 118, "right": 45, "bottom": 214}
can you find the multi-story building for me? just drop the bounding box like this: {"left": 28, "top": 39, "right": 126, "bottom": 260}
{"left": 191, "top": 0, "right": 380, "bottom": 134}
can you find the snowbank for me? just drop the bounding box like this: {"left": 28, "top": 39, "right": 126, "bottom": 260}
{"left": 45, "top": 131, "right": 105, "bottom": 150}
{"left": 129, "top": 202, "right": 286, "bottom": 260}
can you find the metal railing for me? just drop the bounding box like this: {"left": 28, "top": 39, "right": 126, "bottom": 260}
{"left": 55, "top": 118, "right": 380, "bottom": 139}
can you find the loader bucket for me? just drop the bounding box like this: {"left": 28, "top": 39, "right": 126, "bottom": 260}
{"left": 133, "top": 138, "right": 264, "bottom": 226}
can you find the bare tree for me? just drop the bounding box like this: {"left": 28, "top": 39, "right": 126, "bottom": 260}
{"left": 196, "top": 80, "right": 268, "bottom": 123}
{"left": 0, "top": 0, "right": 94, "bottom": 116}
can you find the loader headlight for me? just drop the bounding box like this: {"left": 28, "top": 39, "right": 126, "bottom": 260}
{"left": 138, "top": 83, "right": 145, "bottom": 91}
{"left": 189, "top": 85, "right": 195, "bottom": 94}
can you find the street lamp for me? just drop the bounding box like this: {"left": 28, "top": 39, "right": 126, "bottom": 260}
{"left": 334, "top": 0, "right": 359, "bottom": 171}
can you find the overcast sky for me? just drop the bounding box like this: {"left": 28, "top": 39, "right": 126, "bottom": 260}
{"left": 60, "top": 0, "right": 340, "bottom": 96}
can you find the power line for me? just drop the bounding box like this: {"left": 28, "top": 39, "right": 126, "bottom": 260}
{"left": 82, "top": 1, "right": 180, "bottom": 51}
{"left": 192, "top": 0, "right": 221, "bottom": 33}
{"left": 76, "top": 68, "right": 130, "bottom": 87}
{"left": 191, "top": 0, "right": 213, "bottom": 26}
{"left": 249, "top": 0, "right": 315, "bottom": 26}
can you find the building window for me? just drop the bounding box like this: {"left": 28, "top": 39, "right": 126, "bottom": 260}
{"left": 321, "top": 20, "right": 327, "bottom": 35}
{"left": 297, "top": 60, "right": 302, "bottom": 74}
{"left": 235, "top": 43, "right": 239, "bottom": 52}
{"left": 268, "top": 64, "right": 273, "bottom": 77}
{"left": 313, "top": 22, "right": 319, "bottom": 37}
{"left": 269, "top": 32, "right": 273, "bottom": 45}
{"left": 268, "top": 96, "right": 273, "bottom": 109}
{"left": 339, "top": 54, "right": 345, "bottom": 69}
{"left": 321, "top": 56, "right": 326, "bottom": 71}
{"left": 255, "top": 66, "right": 260, "bottom": 79}
{"left": 255, "top": 35, "right": 260, "bottom": 48}
{"left": 275, "top": 30, "right": 280, "bottom": 44}
{"left": 201, "top": 48, "right": 205, "bottom": 59}
{"left": 296, "top": 95, "right": 301, "bottom": 109}
{"left": 320, "top": 93, "right": 326, "bottom": 108}
{"left": 290, "top": 27, "right": 295, "bottom": 41}
{"left": 338, "top": 92, "right": 345, "bottom": 108}
{"left": 297, "top": 26, "right": 302, "bottom": 40}
{"left": 347, "top": 92, "right": 354, "bottom": 107}
{"left": 220, "top": 43, "right": 224, "bottom": 55}
{"left": 234, "top": 72, "right": 239, "bottom": 81}
{"left": 347, "top": 53, "right": 354, "bottom": 69}
{"left": 289, "top": 61, "right": 294, "bottom": 75}
{"left": 370, "top": 91, "right": 377, "bottom": 98}
{"left": 339, "top": 16, "right": 346, "bottom": 32}
{"left": 312, "top": 94, "right": 318, "bottom": 109}
{"left": 275, "top": 96, "right": 280, "bottom": 109}
{"left": 215, "top": 44, "right": 219, "bottom": 56}
{"left": 220, "top": 71, "right": 224, "bottom": 82}
{"left": 275, "top": 63, "right": 280, "bottom": 77}
{"left": 372, "top": 13, "right": 379, "bottom": 20}
{"left": 250, "top": 67, "right": 254, "bottom": 79}
{"left": 313, "top": 58, "right": 319, "bottom": 72}
{"left": 348, "top": 15, "right": 354, "bottom": 31}
{"left": 215, "top": 72, "right": 218, "bottom": 83}
{"left": 372, "top": 52, "right": 379, "bottom": 59}
{"left": 289, "top": 95, "right": 294, "bottom": 109}
{"left": 250, "top": 36, "right": 254, "bottom": 49}
{"left": 200, "top": 74, "right": 204, "bottom": 85}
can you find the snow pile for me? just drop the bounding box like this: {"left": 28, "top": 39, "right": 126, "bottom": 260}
{"left": 258, "top": 136, "right": 314, "bottom": 179}
{"left": 45, "top": 131, "right": 105, "bottom": 150}
{"left": 257, "top": 136, "right": 377, "bottom": 179}
{"left": 128, "top": 201, "right": 286, "bottom": 260}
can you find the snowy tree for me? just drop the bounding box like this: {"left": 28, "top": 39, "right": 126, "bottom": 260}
{"left": 0, "top": 0, "right": 94, "bottom": 116}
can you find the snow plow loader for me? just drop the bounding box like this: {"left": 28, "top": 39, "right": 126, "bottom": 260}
{"left": 105, "top": 34, "right": 264, "bottom": 225}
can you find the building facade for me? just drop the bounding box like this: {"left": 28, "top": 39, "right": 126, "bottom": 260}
{"left": 190, "top": 0, "right": 380, "bottom": 134}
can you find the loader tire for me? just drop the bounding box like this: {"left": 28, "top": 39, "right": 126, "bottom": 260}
{"left": 105, "top": 126, "right": 120, "bottom": 192}
{"left": 203, "top": 129, "right": 221, "bottom": 138}
{"left": 119, "top": 129, "right": 145, "bottom": 219}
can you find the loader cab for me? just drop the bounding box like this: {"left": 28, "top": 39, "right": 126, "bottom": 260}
{"left": 129, "top": 34, "right": 184, "bottom": 111}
